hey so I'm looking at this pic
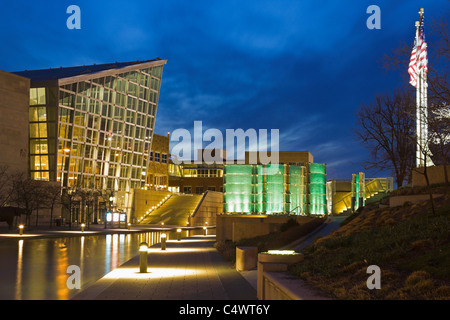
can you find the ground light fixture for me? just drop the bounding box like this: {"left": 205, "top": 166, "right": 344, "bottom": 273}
{"left": 81, "top": 223, "right": 85, "bottom": 232}
{"left": 267, "top": 250, "right": 295, "bottom": 255}
{"left": 203, "top": 226, "right": 207, "bottom": 236}
{"left": 139, "top": 242, "right": 148, "bottom": 273}
{"left": 161, "top": 233, "right": 167, "bottom": 250}
{"left": 177, "top": 228, "right": 181, "bottom": 241}
{"left": 18, "top": 224, "right": 24, "bottom": 236}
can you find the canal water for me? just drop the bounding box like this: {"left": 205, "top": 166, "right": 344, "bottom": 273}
{"left": 0, "top": 231, "right": 167, "bottom": 300}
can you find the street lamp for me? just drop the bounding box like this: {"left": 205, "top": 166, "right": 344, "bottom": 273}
{"left": 161, "top": 233, "right": 167, "bottom": 250}
{"left": 139, "top": 242, "right": 148, "bottom": 273}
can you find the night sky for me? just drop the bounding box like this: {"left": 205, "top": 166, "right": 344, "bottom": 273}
{"left": 0, "top": 0, "right": 448, "bottom": 180}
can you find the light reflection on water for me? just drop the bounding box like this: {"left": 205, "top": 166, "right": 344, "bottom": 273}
{"left": 0, "top": 231, "right": 164, "bottom": 300}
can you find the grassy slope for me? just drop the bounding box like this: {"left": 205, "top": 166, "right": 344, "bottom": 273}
{"left": 290, "top": 189, "right": 450, "bottom": 300}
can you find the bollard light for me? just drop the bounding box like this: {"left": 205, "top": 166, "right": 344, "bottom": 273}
{"left": 18, "top": 224, "right": 24, "bottom": 236}
{"left": 81, "top": 223, "right": 85, "bottom": 232}
{"left": 128, "top": 223, "right": 131, "bottom": 230}
{"left": 177, "top": 228, "right": 181, "bottom": 241}
{"left": 203, "top": 226, "right": 207, "bottom": 236}
{"left": 139, "top": 242, "right": 148, "bottom": 273}
{"left": 161, "top": 233, "right": 167, "bottom": 250}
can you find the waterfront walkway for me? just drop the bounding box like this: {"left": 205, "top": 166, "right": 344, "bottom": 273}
{"left": 72, "top": 235, "right": 257, "bottom": 300}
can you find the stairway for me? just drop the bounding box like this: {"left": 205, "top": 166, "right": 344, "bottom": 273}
{"left": 140, "top": 194, "right": 203, "bottom": 226}
{"left": 332, "top": 177, "right": 393, "bottom": 214}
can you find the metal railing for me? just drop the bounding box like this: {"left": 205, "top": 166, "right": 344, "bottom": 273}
{"left": 331, "top": 177, "right": 393, "bottom": 214}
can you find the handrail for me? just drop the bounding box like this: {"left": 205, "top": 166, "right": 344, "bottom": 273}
{"left": 331, "top": 177, "right": 393, "bottom": 214}
{"left": 191, "top": 191, "right": 208, "bottom": 218}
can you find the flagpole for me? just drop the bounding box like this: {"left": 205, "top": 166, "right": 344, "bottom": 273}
{"left": 415, "top": 8, "right": 434, "bottom": 168}
{"left": 415, "top": 20, "right": 422, "bottom": 167}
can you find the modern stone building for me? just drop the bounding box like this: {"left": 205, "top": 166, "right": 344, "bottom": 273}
{"left": 222, "top": 151, "right": 328, "bottom": 215}
{"left": 10, "top": 59, "right": 167, "bottom": 221}
{"left": 168, "top": 150, "right": 315, "bottom": 196}
{"left": 0, "top": 70, "right": 30, "bottom": 173}
{"left": 147, "top": 133, "right": 170, "bottom": 190}
{"left": 168, "top": 149, "right": 226, "bottom": 194}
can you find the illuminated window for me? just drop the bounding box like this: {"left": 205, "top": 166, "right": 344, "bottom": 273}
{"left": 29, "top": 88, "right": 46, "bottom": 105}
{"left": 183, "top": 186, "right": 192, "bottom": 194}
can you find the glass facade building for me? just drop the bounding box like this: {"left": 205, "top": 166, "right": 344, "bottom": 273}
{"left": 15, "top": 59, "right": 167, "bottom": 214}
{"left": 223, "top": 163, "right": 326, "bottom": 215}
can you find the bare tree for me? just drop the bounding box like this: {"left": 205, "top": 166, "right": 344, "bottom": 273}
{"left": 0, "top": 166, "right": 13, "bottom": 207}
{"left": 61, "top": 187, "right": 77, "bottom": 230}
{"left": 355, "top": 89, "right": 416, "bottom": 187}
{"left": 43, "top": 183, "right": 62, "bottom": 228}
{"left": 428, "top": 103, "right": 450, "bottom": 184}
{"left": 9, "top": 172, "right": 40, "bottom": 227}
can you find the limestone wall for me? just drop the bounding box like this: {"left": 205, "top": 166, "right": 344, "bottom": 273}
{"left": 216, "top": 215, "right": 314, "bottom": 242}
{"left": 0, "top": 70, "right": 29, "bottom": 173}
{"left": 132, "top": 189, "right": 171, "bottom": 221}
{"left": 189, "top": 191, "right": 223, "bottom": 226}
{"left": 412, "top": 165, "right": 449, "bottom": 187}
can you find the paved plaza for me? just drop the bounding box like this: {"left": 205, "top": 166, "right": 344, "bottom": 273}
{"left": 72, "top": 235, "right": 257, "bottom": 300}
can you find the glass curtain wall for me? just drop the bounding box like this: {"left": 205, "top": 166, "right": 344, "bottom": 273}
{"left": 42, "top": 65, "right": 164, "bottom": 192}
{"left": 265, "top": 164, "right": 285, "bottom": 214}
{"left": 308, "top": 163, "right": 327, "bottom": 215}
{"left": 287, "top": 165, "right": 305, "bottom": 215}
{"left": 223, "top": 163, "right": 321, "bottom": 215}
{"left": 29, "top": 87, "right": 57, "bottom": 181}
{"left": 223, "top": 165, "right": 253, "bottom": 213}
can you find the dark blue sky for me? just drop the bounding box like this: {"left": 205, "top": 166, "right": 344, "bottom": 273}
{"left": 1, "top": 0, "right": 448, "bottom": 180}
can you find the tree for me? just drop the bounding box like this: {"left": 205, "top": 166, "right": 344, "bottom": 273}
{"left": 9, "top": 171, "right": 40, "bottom": 227}
{"left": 43, "top": 183, "right": 62, "bottom": 228}
{"left": 428, "top": 102, "right": 450, "bottom": 185}
{"left": 355, "top": 89, "right": 416, "bottom": 187}
{"left": 0, "top": 166, "right": 13, "bottom": 207}
{"left": 379, "top": 15, "right": 449, "bottom": 186}
{"left": 61, "top": 187, "right": 76, "bottom": 230}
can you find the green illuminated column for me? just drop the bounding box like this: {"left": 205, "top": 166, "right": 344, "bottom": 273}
{"left": 308, "top": 163, "right": 327, "bottom": 215}
{"left": 223, "top": 165, "right": 253, "bottom": 214}
{"left": 265, "top": 164, "right": 285, "bottom": 214}
{"left": 352, "top": 172, "right": 366, "bottom": 211}
{"left": 359, "top": 172, "right": 365, "bottom": 208}
{"left": 289, "top": 165, "right": 303, "bottom": 215}
{"left": 253, "top": 165, "right": 264, "bottom": 213}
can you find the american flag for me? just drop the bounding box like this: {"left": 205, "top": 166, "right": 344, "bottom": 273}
{"left": 409, "top": 17, "right": 428, "bottom": 87}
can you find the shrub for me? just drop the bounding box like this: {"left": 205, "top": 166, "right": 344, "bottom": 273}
{"left": 280, "top": 218, "right": 299, "bottom": 232}
{"left": 435, "top": 286, "right": 450, "bottom": 299}
{"left": 403, "top": 201, "right": 412, "bottom": 207}
{"left": 405, "top": 271, "right": 431, "bottom": 288}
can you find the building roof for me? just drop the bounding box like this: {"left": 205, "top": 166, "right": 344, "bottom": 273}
{"left": 12, "top": 58, "right": 164, "bottom": 82}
